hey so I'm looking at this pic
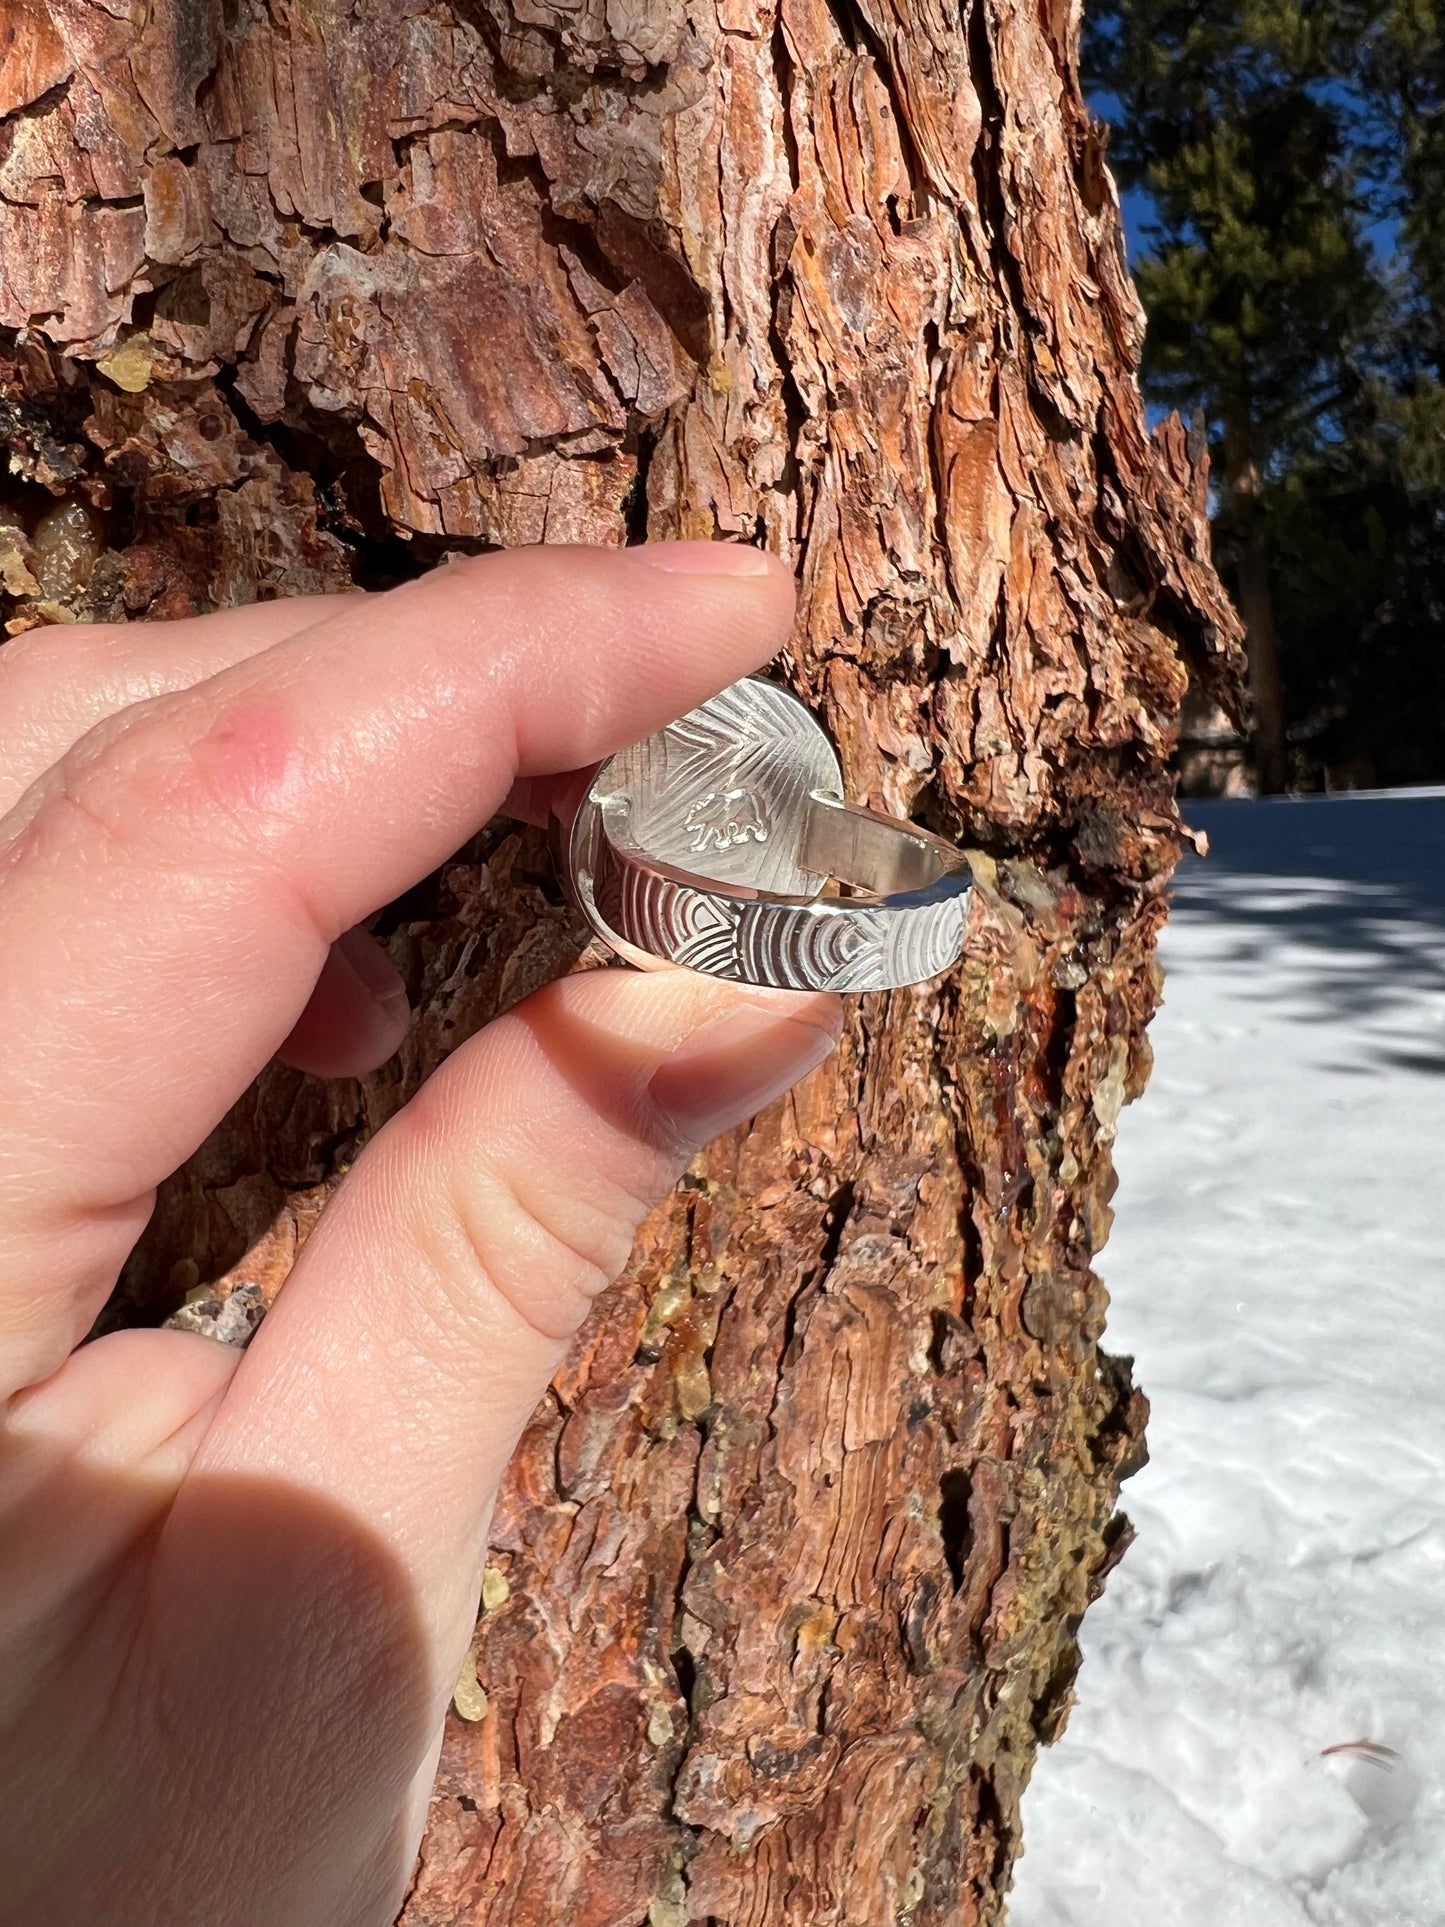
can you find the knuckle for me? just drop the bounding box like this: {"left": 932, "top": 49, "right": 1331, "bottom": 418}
{"left": 0, "top": 703, "right": 157, "bottom": 875}
{"left": 389, "top": 1077, "right": 658, "bottom": 1343}
{"left": 445, "top": 1152, "right": 644, "bottom": 1341}
{"left": 375, "top": 1033, "right": 682, "bottom": 1351}
{"left": 0, "top": 624, "right": 121, "bottom": 810}
{"left": 47, "top": 701, "right": 179, "bottom": 860}
{"left": 3, "top": 686, "right": 313, "bottom": 925}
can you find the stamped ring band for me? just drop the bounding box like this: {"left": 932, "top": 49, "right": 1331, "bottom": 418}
{"left": 553, "top": 679, "right": 972, "bottom": 993}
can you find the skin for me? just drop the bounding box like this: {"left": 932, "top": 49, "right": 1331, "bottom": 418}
{"left": 0, "top": 542, "right": 842, "bottom": 1927}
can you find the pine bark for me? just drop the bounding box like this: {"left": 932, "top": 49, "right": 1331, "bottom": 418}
{"left": 0, "top": 3, "right": 1242, "bottom": 1923}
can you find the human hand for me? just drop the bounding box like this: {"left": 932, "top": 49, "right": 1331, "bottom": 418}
{"left": 0, "top": 544, "right": 842, "bottom": 1927}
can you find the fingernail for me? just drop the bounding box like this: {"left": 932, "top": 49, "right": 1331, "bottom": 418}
{"left": 334, "top": 926, "right": 408, "bottom": 1009}
{"left": 649, "top": 1001, "right": 841, "bottom": 1144}
{"left": 624, "top": 540, "right": 776, "bottom": 578}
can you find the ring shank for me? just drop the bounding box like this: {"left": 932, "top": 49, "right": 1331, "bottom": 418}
{"left": 799, "top": 796, "right": 957, "bottom": 898}
{"left": 574, "top": 801, "right": 971, "bottom": 993}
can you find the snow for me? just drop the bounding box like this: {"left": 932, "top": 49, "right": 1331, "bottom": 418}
{"left": 1009, "top": 791, "right": 1445, "bottom": 1927}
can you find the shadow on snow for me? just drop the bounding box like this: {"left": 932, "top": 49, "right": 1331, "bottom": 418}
{"left": 1164, "top": 790, "right": 1445, "bottom": 1073}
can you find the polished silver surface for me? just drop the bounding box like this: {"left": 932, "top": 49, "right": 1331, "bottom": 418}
{"left": 557, "top": 678, "right": 971, "bottom": 992}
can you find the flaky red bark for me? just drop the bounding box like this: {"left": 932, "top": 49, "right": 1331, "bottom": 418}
{"left": 0, "top": 2, "right": 1242, "bottom": 1920}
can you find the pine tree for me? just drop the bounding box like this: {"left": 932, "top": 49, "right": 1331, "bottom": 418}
{"left": 1087, "top": 0, "right": 1445, "bottom": 791}
{"left": 1379, "top": 0, "right": 1445, "bottom": 369}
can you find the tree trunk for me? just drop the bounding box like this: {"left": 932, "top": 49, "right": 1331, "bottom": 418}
{"left": 1222, "top": 407, "right": 1288, "bottom": 794}
{"left": 0, "top": 3, "right": 1242, "bottom": 1922}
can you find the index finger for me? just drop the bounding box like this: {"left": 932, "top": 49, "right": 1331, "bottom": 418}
{"left": 0, "top": 594, "right": 360, "bottom": 816}
{"left": 0, "top": 541, "right": 794, "bottom": 1397}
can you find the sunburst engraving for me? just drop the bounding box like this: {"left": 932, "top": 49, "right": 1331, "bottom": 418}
{"left": 605, "top": 680, "right": 840, "bottom": 894}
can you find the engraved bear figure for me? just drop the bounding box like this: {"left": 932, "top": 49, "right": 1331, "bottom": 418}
{"left": 685, "top": 788, "right": 769, "bottom": 855}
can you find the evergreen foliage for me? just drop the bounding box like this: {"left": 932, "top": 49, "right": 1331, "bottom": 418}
{"left": 1089, "top": 0, "right": 1445, "bottom": 788}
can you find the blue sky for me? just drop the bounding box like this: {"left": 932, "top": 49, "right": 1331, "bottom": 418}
{"left": 1087, "top": 78, "right": 1406, "bottom": 274}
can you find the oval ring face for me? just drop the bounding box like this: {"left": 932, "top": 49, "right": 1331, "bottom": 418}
{"left": 594, "top": 679, "right": 843, "bottom": 898}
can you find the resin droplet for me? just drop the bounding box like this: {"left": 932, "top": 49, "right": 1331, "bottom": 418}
{"left": 32, "top": 500, "right": 103, "bottom": 602}
{"left": 451, "top": 1648, "right": 489, "bottom": 1723}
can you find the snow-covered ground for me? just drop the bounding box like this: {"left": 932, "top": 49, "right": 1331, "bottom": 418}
{"left": 1010, "top": 791, "right": 1445, "bottom": 1927}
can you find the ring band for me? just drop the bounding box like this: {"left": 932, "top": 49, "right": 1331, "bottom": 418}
{"left": 554, "top": 679, "right": 971, "bottom": 993}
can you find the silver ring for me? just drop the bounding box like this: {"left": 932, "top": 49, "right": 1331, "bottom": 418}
{"left": 553, "top": 679, "right": 971, "bottom": 992}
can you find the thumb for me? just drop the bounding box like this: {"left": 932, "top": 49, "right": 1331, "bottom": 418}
{"left": 188, "top": 968, "right": 841, "bottom": 1637}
